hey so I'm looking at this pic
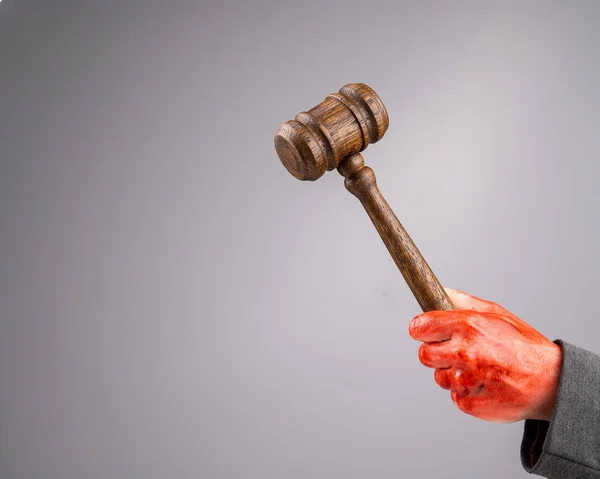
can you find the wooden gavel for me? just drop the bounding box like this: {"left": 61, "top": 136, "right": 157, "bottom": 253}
{"left": 274, "top": 83, "right": 454, "bottom": 312}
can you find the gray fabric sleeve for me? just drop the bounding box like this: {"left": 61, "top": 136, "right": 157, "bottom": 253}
{"left": 520, "top": 340, "right": 600, "bottom": 478}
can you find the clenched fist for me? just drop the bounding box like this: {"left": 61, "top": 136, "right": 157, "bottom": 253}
{"left": 409, "top": 288, "right": 562, "bottom": 423}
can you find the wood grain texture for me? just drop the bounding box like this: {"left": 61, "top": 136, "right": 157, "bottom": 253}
{"left": 338, "top": 154, "right": 454, "bottom": 312}
{"left": 274, "top": 83, "right": 388, "bottom": 181}
{"left": 274, "top": 83, "right": 454, "bottom": 312}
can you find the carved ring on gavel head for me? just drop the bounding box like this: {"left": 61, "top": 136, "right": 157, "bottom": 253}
{"left": 274, "top": 83, "right": 389, "bottom": 180}
{"left": 274, "top": 83, "right": 455, "bottom": 313}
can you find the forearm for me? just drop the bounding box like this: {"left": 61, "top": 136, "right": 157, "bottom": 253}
{"left": 521, "top": 340, "right": 600, "bottom": 478}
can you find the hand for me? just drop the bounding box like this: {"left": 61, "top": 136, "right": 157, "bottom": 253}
{"left": 408, "top": 288, "right": 562, "bottom": 423}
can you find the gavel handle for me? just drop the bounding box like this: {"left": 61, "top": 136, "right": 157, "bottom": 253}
{"left": 338, "top": 154, "right": 454, "bottom": 312}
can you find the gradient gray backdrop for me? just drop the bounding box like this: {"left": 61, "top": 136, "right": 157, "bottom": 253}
{"left": 2, "top": 1, "right": 600, "bottom": 478}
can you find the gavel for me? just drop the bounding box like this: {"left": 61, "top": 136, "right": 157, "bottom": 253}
{"left": 274, "top": 83, "right": 454, "bottom": 312}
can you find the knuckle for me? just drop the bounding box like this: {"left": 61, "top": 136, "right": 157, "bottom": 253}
{"left": 451, "top": 345, "right": 471, "bottom": 362}
{"left": 459, "top": 371, "right": 477, "bottom": 388}
{"left": 461, "top": 314, "right": 488, "bottom": 336}
{"left": 462, "top": 314, "right": 478, "bottom": 329}
{"left": 453, "top": 348, "right": 465, "bottom": 360}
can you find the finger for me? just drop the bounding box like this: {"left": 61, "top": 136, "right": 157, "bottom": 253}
{"left": 434, "top": 368, "right": 452, "bottom": 390}
{"left": 418, "top": 341, "right": 455, "bottom": 368}
{"left": 451, "top": 389, "right": 486, "bottom": 417}
{"left": 445, "top": 287, "right": 542, "bottom": 337}
{"left": 449, "top": 369, "right": 472, "bottom": 398}
{"left": 409, "top": 311, "right": 467, "bottom": 342}
{"left": 436, "top": 368, "right": 486, "bottom": 397}
{"left": 444, "top": 287, "right": 510, "bottom": 316}
{"left": 448, "top": 369, "right": 485, "bottom": 397}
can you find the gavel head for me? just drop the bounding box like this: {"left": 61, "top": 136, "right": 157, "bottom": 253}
{"left": 274, "top": 83, "right": 389, "bottom": 181}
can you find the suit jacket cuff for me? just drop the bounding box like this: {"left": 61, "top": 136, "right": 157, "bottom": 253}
{"left": 521, "top": 340, "right": 600, "bottom": 478}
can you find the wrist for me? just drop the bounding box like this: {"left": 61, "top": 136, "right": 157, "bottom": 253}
{"left": 530, "top": 342, "right": 562, "bottom": 421}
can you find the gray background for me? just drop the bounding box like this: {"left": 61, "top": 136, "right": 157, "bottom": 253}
{"left": 1, "top": 1, "right": 600, "bottom": 478}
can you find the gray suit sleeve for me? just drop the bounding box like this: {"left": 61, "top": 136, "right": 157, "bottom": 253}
{"left": 520, "top": 340, "right": 600, "bottom": 478}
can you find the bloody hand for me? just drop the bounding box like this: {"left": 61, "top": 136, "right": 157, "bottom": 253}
{"left": 409, "top": 288, "right": 562, "bottom": 423}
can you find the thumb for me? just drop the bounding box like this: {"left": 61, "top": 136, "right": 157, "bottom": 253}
{"left": 444, "top": 287, "right": 510, "bottom": 316}
{"left": 444, "top": 287, "right": 547, "bottom": 339}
